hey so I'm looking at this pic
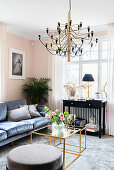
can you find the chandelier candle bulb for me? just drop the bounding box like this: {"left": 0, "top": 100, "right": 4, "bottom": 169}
{"left": 46, "top": 28, "right": 48, "bottom": 34}
{"left": 88, "top": 26, "right": 90, "bottom": 32}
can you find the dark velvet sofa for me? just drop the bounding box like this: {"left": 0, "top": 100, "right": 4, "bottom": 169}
{"left": 0, "top": 99, "right": 51, "bottom": 147}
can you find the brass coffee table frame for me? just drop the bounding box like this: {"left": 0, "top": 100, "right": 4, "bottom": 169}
{"left": 30, "top": 126, "right": 86, "bottom": 170}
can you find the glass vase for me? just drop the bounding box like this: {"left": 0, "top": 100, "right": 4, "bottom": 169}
{"left": 52, "top": 122, "right": 65, "bottom": 137}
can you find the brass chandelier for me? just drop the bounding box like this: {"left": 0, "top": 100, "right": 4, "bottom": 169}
{"left": 38, "top": 0, "right": 98, "bottom": 62}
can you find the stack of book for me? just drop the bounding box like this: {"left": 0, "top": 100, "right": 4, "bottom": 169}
{"left": 85, "top": 124, "right": 99, "bottom": 132}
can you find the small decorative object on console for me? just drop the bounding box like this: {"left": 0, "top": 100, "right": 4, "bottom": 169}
{"left": 95, "top": 92, "right": 101, "bottom": 99}
{"left": 82, "top": 74, "right": 94, "bottom": 98}
{"left": 64, "top": 82, "right": 77, "bottom": 100}
{"left": 89, "top": 117, "right": 94, "bottom": 124}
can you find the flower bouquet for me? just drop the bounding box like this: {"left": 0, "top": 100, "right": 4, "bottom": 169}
{"left": 45, "top": 109, "right": 72, "bottom": 124}
{"left": 45, "top": 109, "right": 72, "bottom": 136}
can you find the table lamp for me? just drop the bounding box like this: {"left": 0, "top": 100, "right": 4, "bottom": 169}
{"left": 82, "top": 74, "right": 94, "bottom": 98}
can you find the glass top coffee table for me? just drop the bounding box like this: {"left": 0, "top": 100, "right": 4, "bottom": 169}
{"left": 30, "top": 125, "right": 86, "bottom": 170}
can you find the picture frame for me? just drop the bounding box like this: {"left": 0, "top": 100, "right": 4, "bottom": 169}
{"left": 9, "top": 48, "right": 25, "bottom": 79}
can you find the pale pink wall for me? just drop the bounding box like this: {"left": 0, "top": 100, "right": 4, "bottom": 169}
{"left": 32, "top": 40, "right": 48, "bottom": 78}
{"left": 5, "top": 33, "right": 33, "bottom": 101}
{"left": 32, "top": 39, "right": 54, "bottom": 108}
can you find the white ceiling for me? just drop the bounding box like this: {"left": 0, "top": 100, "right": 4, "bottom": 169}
{"left": 0, "top": 0, "right": 114, "bottom": 40}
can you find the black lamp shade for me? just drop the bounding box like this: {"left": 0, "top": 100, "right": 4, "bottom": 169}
{"left": 82, "top": 74, "right": 94, "bottom": 82}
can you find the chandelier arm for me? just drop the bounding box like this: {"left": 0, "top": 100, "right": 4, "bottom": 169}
{"left": 71, "top": 40, "right": 83, "bottom": 54}
{"left": 71, "top": 32, "right": 93, "bottom": 47}
{"left": 71, "top": 36, "right": 93, "bottom": 55}
{"left": 60, "top": 40, "right": 68, "bottom": 51}
{"left": 71, "top": 27, "right": 91, "bottom": 40}
{"left": 73, "top": 27, "right": 90, "bottom": 32}
{"left": 50, "top": 37, "right": 58, "bottom": 46}
{"left": 76, "top": 49, "right": 90, "bottom": 56}
{"left": 46, "top": 32, "right": 66, "bottom": 50}
{"left": 39, "top": 39, "right": 56, "bottom": 55}
{"left": 82, "top": 38, "right": 93, "bottom": 49}
{"left": 58, "top": 34, "right": 61, "bottom": 46}
{"left": 70, "top": 32, "right": 83, "bottom": 41}
{"left": 58, "top": 33, "right": 68, "bottom": 49}
{"left": 47, "top": 33, "right": 57, "bottom": 41}
{"left": 59, "top": 34, "right": 68, "bottom": 45}
{"left": 59, "top": 27, "right": 66, "bottom": 35}
{"left": 90, "top": 42, "right": 97, "bottom": 51}
{"left": 58, "top": 30, "right": 67, "bottom": 39}
{"left": 46, "top": 46, "right": 56, "bottom": 52}
{"left": 70, "top": 29, "right": 89, "bottom": 40}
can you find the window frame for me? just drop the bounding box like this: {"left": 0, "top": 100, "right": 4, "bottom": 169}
{"left": 68, "top": 37, "right": 110, "bottom": 92}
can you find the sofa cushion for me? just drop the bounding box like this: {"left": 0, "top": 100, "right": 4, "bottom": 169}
{"left": 0, "top": 121, "right": 33, "bottom": 137}
{"left": 33, "top": 117, "right": 51, "bottom": 129}
{"left": 5, "top": 99, "right": 27, "bottom": 111}
{"left": 0, "top": 129, "right": 7, "bottom": 142}
{"left": 20, "top": 117, "right": 51, "bottom": 129}
{"left": 20, "top": 117, "right": 39, "bottom": 125}
{"left": 7, "top": 106, "right": 31, "bottom": 121}
{"left": 0, "top": 102, "right": 7, "bottom": 121}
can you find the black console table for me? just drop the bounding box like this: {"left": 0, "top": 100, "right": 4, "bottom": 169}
{"left": 63, "top": 99, "right": 106, "bottom": 138}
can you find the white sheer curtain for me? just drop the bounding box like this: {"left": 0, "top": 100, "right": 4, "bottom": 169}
{"left": 0, "top": 22, "right": 6, "bottom": 101}
{"left": 53, "top": 56, "right": 68, "bottom": 111}
{"left": 106, "top": 23, "right": 114, "bottom": 136}
{"left": 48, "top": 54, "right": 68, "bottom": 111}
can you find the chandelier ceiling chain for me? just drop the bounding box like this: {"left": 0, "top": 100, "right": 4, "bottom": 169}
{"left": 38, "top": 0, "right": 98, "bottom": 62}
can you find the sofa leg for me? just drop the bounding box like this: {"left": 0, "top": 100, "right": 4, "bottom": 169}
{"left": 11, "top": 142, "right": 13, "bottom": 146}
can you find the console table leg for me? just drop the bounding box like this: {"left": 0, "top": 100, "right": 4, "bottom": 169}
{"left": 68, "top": 106, "right": 70, "bottom": 114}
{"left": 63, "top": 105, "right": 65, "bottom": 113}
{"left": 99, "top": 108, "right": 101, "bottom": 138}
{"left": 79, "top": 130, "right": 81, "bottom": 155}
{"left": 85, "top": 128, "right": 86, "bottom": 149}
{"left": 103, "top": 104, "right": 105, "bottom": 135}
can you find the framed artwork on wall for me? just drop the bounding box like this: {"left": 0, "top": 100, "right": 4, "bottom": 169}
{"left": 9, "top": 48, "right": 25, "bottom": 79}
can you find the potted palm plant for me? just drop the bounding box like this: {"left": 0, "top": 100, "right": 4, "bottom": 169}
{"left": 23, "top": 77, "right": 52, "bottom": 104}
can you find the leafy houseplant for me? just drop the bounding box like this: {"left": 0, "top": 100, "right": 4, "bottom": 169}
{"left": 23, "top": 77, "right": 52, "bottom": 104}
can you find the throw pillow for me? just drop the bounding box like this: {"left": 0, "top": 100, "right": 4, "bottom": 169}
{"left": 36, "top": 105, "right": 49, "bottom": 117}
{"left": 20, "top": 104, "right": 41, "bottom": 117}
{"left": 29, "top": 105, "right": 41, "bottom": 117}
{"left": 36, "top": 105, "right": 47, "bottom": 112}
{"left": 8, "top": 106, "right": 31, "bottom": 121}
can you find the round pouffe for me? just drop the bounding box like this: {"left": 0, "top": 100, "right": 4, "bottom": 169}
{"left": 7, "top": 144, "right": 63, "bottom": 170}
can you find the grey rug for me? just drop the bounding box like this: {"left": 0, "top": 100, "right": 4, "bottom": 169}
{"left": 0, "top": 134, "right": 114, "bottom": 170}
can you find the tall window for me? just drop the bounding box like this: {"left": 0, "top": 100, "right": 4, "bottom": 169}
{"left": 66, "top": 37, "right": 113, "bottom": 98}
